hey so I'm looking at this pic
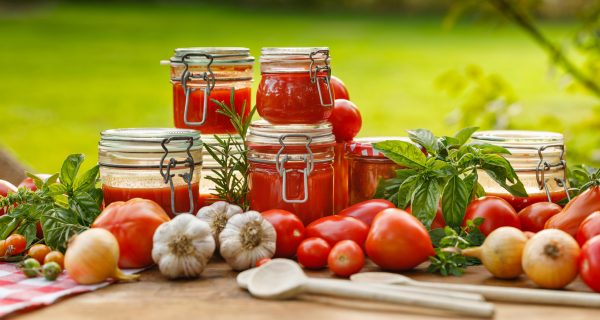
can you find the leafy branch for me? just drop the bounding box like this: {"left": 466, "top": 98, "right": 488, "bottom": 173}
{"left": 428, "top": 218, "right": 485, "bottom": 276}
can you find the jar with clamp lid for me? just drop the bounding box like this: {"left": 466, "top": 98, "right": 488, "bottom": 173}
{"left": 98, "top": 128, "right": 202, "bottom": 217}
{"left": 471, "top": 130, "right": 569, "bottom": 211}
{"left": 246, "top": 121, "right": 335, "bottom": 225}
{"left": 256, "top": 47, "right": 334, "bottom": 124}
{"left": 166, "top": 47, "right": 254, "bottom": 134}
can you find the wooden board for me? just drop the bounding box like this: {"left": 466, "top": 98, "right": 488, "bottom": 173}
{"left": 10, "top": 260, "right": 599, "bottom": 320}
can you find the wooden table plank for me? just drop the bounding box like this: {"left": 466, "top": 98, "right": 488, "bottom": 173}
{"left": 10, "top": 260, "right": 599, "bottom": 320}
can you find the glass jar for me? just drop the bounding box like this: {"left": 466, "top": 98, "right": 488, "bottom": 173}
{"left": 166, "top": 47, "right": 254, "bottom": 134}
{"left": 246, "top": 120, "right": 335, "bottom": 225}
{"left": 334, "top": 142, "right": 349, "bottom": 213}
{"left": 256, "top": 47, "right": 334, "bottom": 124}
{"left": 471, "top": 130, "right": 569, "bottom": 211}
{"left": 98, "top": 128, "right": 202, "bottom": 217}
{"left": 199, "top": 134, "right": 243, "bottom": 207}
{"left": 346, "top": 137, "right": 413, "bottom": 205}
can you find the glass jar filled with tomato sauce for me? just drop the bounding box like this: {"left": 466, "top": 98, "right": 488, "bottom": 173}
{"left": 98, "top": 128, "right": 202, "bottom": 217}
{"left": 471, "top": 130, "right": 569, "bottom": 211}
{"left": 166, "top": 47, "right": 254, "bottom": 134}
{"left": 256, "top": 47, "right": 334, "bottom": 124}
{"left": 198, "top": 134, "right": 243, "bottom": 207}
{"left": 246, "top": 120, "right": 335, "bottom": 225}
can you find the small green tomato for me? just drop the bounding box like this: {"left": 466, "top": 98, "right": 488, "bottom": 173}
{"left": 22, "top": 258, "right": 41, "bottom": 278}
{"left": 42, "top": 262, "right": 62, "bottom": 281}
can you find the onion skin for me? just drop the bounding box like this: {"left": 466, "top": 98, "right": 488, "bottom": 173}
{"left": 522, "top": 229, "right": 581, "bottom": 289}
{"left": 462, "top": 227, "right": 527, "bottom": 279}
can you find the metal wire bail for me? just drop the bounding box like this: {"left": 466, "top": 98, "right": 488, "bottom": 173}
{"left": 159, "top": 137, "right": 196, "bottom": 215}
{"left": 535, "top": 144, "right": 566, "bottom": 191}
{"left": 309, "top": 50, "right": 334, "bottom": 107}
{"left": 275, "top": 134, "right": 314, "bottom": 203}
{"left": 181, "top": 53, "right": 216, "bottom": 127}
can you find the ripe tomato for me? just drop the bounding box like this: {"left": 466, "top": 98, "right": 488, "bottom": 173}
{"left": 518, "top": 202, "right": 562, "bottom": 233}
{"left": 330, "top": 75, "right": 349, "bottom": 100}
{"left": 261, "top": 209, "right": 305, "bottom": 258}
{"left": 92, "top": 198, "right": 170, "bottom": 268}
{"left": 18, "top": 174, "right": 51, "bottom": 192}
{"left": 0, "top": 240, "right": 6, "bottom": 256}
{"left": 5, "top": 234, "right": 26, "bottom": 255}
{"left": 0, "top": 180, "right": 17, "bottom": 216}
{"left": 546, "top": 186, "right": 600, "bottom": 236}
{"left": 579, "top": 235, "right": 600, "bottom": 292}
{"left": 463, "top": 196, "right": 520, "bottom": 236}
{"left": 338, "top": 199, "right": 395, "bottom": 227}
{"left": 296, "top": 237, "right": 331, "bottom": 269}
{"left": 305, "top": 216, "right": 369, "bottom": 248}
{"left": 328, "top": 99, "right": 362, "bottom": 143}
{"left": 366, "top": 208, "right": 434, "bottom": 271}
{"left": 27, "top": 244, "right": 51, "bottom": 264}
{"left": 44, "top": 251, "right": 65, "bottom": 269}
{"left": 576, "top": 212, "right": 600, "bottom": 247}
{"left": 327, "top": 240, "right": 365, "bottom": 277}
{"left": 255, "top": 258, "right": 272, "bottom": 267}
{"left": 406, "top": 205, "right": 446, "bottom": 229}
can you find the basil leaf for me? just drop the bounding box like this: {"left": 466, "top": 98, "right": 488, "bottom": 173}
{"left": 25, "top": 172, "right": 44, "bottom": 190}
{"left": 454, "top": 127, "right": 479, "bottom": 146}
{"left": 48, "top": 183, "right": 68, "bottom": 196}
{"left": 428, "top": 159, "right": 455, "bottom": 178}
{"left": 374, "top": 140, "right": 426, "bottom": 169}
{"left": 43, "top": 173, "right": 60, "bottom": 188}
{"left": 408, "top": 129, "right": 437, "bottom": 154}
{"left": 428, "top": 228, "right": 446, "bottom": 247}
{"left": 74, "top": 165, "right": 100, "bottom": 193}
{"left": 442, "top": 175, "right": 469, "bottom": 228}
{"left": 471, "top": 143, "right": 511, "bottom": 155}
{"left": 484, "top": 168, "right": 528, "bottom": 197}
{"left": 71, "top": 191, "right": 102, "bottom": 226}
{"left": 397, "top": 175, "right": 419, "bottom": 209}
{"left": 20, "top": 223, "right": 38, "bottom": 246}
{"left": 60, "top": 154, "right": 85, "bottom": 188}
{"left": 411, "top": 178, "right": 440, "bottom": 228}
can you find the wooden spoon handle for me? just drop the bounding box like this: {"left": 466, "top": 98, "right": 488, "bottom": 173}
{"left": 410, "top": 281, "right": 600, "bottom": 307}
{"left": 351, "top": 281, "right": 484, "bottom": 301}
{"left": 304, "top": 279, "right": 495, "bottom": 318}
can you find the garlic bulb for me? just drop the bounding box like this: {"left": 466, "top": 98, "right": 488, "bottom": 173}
{"left": 219, "top": 211, "right": 276, "bottom": 271}
{"left": 152, "top": 214, "right": 215, "bottom": 279}
{"left": 196, "top": 201, "right": 243, "bottom": 247}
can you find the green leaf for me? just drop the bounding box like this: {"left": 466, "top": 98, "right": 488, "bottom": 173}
{"left": 397, "top": 175, "right": 419, "bottom": 209}
{"left": 48, "top": 183, "right": 68, "bottom": 196}
{"left": 454, "top": 127, "right": 479, "bottom": 146}
{"left": 411, "top": 178, "right": 440, "bottom": 228}
{"left": 71, "top": 192, "right": 102, "bottom": 225}
{"left": 60, "top": 154, "right": 85, "bottom": 188}
{"left": 373, "top": 140, "right": 427, "bottom": 169}
{"left": 442, "top": 175, "right": 469, "bottom": 228}
{"left": 470, "top": 143, "right": 511, "bottom": 155}
{"left": 428, "top": 159, "right": 455, "bottom": 177}
{"left": 428, "top": 228, "right": 447, "bottom": 247}
{"left": 20, "top": 223, "right": 38, "bottom": 246}
{"left": 25, "top": 172, "right": 44, "bottom": 190}
{"left": 408, "top": 129, "right": 437, "bottom": 154}
{"left": 73, "top": 165, "right": 99, "bottom": 192}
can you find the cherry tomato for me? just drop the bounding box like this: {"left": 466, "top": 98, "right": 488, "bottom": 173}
{"left": 579, "top": 235, "right": 600, "bottom": 293}
{"left": 44, "top": 251, "right": 65, "bottom": 269}
{"left": 366, "top": 208, "right": 434, "bottom": 271}
{"left": 0, "top": 240, "right": 6, "bottom": 256}
{"left": 330, "top": 75, "right": 349, "bottom": 100}
{"left": 328, "top": 99, "right": 362, "bottom": 143}
{"left": 406, "top": 205, "right": 446, "bottom": 229}
{"left": 261, "top": 209, "right": 305, "bottom": 258}
{"left": 0, "top": 180, "right": 17, "bottom": 216}
{"left": 255, "top": 258, "right": 272, "bottom": 268}
{"left": 27, "top": 244, "right": 51, "bottom": 264}
{"left": 576, "top": 212, "right": 600, "bottom": 247}
{"left": 296, "top": 237, "right": 331, "bottom": 269}
{"left": 518, "top": 202, "right": 562, "bottom": 233}
{"left": 327, "top": 240, "right": 365, "bottom": 277}
{"left": 305, "top": 216, "right": 369, "bottom": 248}
{"left": 92, "top": 198, "right": 170, "bottom": 268}
{"left": 338, "top": 199, "right": 395, "bottom": 227}
{"left": 463, "top": 196, "right": 520, "bottom": 236}
{"left": 5, "top": 234, "right": 26, "bottom": 256}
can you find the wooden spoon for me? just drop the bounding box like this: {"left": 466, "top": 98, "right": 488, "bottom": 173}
{"left": 351, "top": 272, "right": 600, "bottom": 308}
{"left": 246, "top": 259, "right": 495, "bottom": 318}
{"left": 237, "top": 262, "right": 484, "bottom": 301}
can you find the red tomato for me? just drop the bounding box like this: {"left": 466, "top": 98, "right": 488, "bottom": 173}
{"left": 18, "top": 174, "right": 51, "bottom": 192}
{"left": 44, "top": 251, "right": 65, "bottom": 269}
{"left": 5, "top": 234, "right": 26, "bottom": 256}
{"left": 546, "top": 186, "right": 600, "bottom": 236}
{"left": 366, "top": 208, "right": 434, "bottom": 271}
{"left": 27, "top": 244, "right": 51, "bottom": 264}
{"left": 327, "top": 240, "right": 365, "bottom": 277}
{"left": 579, "top": 235, "right": 600, "bottom": 292}
{"left": 261, "top": 209, "right": 305, "bottom": 258}
{"left": 92, "top": 198, "right": 170, "bottom": 268}
{"left": 255, "top": 258, "right": 272, "bottom": 267}
{"left": 305, "top": 216, "right": 369, "bottom": 248}
{"left": 576, "top": 212, "right": 600, "bottom": 247}
{"left": 296, "top": 237, "right": 331, "bottom": 269}
{"left": 0, "top": 180, "right": 17, "bottom": 216}
{"left": 406, "top": 205, "right": 446, "bottom": 229}
{"left": 338, "top": 199, "right": 395, "bottom": 227}
{"left": 330, "top": 75, "right": 349, "bottom": 100}
{"left": 463, "top": 196, "right": 520, "bottom": 236}
{"left": 518, "top": 202, "right": 562, "bottom": 233}
{"left": 328, "top": 99, "right": 362, "bottom": 143}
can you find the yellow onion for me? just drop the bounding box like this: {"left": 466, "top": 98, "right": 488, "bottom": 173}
{"left": 65, "top": 228, "right": 140, "bottom": 285}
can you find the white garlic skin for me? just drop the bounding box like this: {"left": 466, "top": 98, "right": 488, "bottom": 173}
{"left": 196, "top": 201, "right": 243, "bottom": 247}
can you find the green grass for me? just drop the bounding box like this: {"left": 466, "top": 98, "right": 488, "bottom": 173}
{"left": 0, "top": 3, "right": 596, "bottom": 173}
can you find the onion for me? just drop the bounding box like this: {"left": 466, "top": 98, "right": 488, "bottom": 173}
{"left": 522, "top": 229, "right": 580, "bottom": 289}
{"left": 461, "top": 227, "right": 528, "bottom": 279}
{"left": 65, "top": 228, "right": 140, "bottom": 285}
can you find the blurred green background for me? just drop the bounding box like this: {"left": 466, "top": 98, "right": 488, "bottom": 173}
{"left": 0, "top": 1, "right": 598, "bottom": 174}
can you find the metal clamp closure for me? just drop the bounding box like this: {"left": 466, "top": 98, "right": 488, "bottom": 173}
{"left": 535, "top": 144, "right": 566, "bottom": 191}
{"left": 181, "top": 53, "right": 216, "bottom": 127}
{"left": 275, "top": 134, "right": 314, "bottom": 204}
{"left": 309, "top": 50, "right": 334, "bottom": 107}
{"left": 159, "top": 137, "right": 195, "bottom": 215}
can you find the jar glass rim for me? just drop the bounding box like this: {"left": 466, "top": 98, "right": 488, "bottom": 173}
{"left": 100, "top": 128, "right": 202, "bottom": 152}
{"left": 169, "top": 47, "right": 255, "bottom": 65}
{"left": 247, "top": 120, "right": 335, "bottom": 145}
{"left": 471, "top": 130, "right": 563, "bottom": 145}
{"left": 261, "top": 47, "right": 329, "bottom": 55}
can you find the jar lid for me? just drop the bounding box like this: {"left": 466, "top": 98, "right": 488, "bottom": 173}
{"left": 247, "top": 120, "right": 335, "bottom": 146}
{"left": 346, "top": 137, "right": 418, "bottom": 158}
{"left": 471, "top": 130, "right": 563, "bottom": 146}
{"left": 100, "top": 128, "right": 202, "bottom": 153}
{"left": 260, "top": 47, "right": 330, "bottom": 61}
{"left": 169, "top": 47, "right": 254, "bottom": 66}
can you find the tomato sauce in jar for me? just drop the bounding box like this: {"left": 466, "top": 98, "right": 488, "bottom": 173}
{"left": 256, "top": 47, "right": 334, "bottom": 124}
{"left": 103, "top": 184, "right": 199, "bottom": 218}
{"left": 246, "top": 121, "right": 335, "bottom": 225}
{"left": 333, "top": 142, "right": 350, "bottom": 212}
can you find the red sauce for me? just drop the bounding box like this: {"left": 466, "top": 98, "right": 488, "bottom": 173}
{"left": 256, "top": 72, "right": 333, "bottom": 124}
{"left": 248, "top": 162, "right": 334, "bottom": 225}
{"left": 334, "top": 143, "right": 349, "bottom": 213}
{"left": 487, "top": 191, "right": 567, "bottom": 212}
{"left": 173, "top": 85, "right": 251, "bottom": 134}
{"left": 103, "top": 183, "right": 199, "bottom": 218}
{"left": 348, "top": 157, "right": 400, "bottom": 205}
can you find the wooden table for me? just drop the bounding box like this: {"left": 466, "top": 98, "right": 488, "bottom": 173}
{"left": 11, "top": 260, "right": 598, "bottom": 320}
